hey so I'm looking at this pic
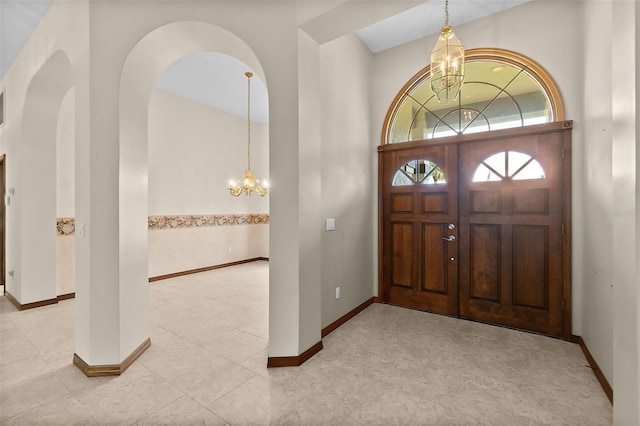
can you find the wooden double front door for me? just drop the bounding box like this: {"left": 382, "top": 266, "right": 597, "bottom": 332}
{"left": 380, "top": 123, "right": 571, "bottom": 338}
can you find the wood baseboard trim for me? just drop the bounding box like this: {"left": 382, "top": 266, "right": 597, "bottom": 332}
{"left": 4, "top": 291, "right": 58, "bottom": 311}
{"left": 322, "top": 296, "right": 377, "bottom": 338}
{"left": 73, "top": 338, "right": 151, "bottom": 377}
{"left": 267, "top": 341, "right": 323, "bottom": 368}
{"left": 57, "top": 292, "right": 75, "bottom": 301}
{"left": 149, "top": 257, "right": 269, "bottom": 282}
{"left": 572, "top": 334, "right": 613, "bottom": 404}
{"left": 3, "top": 291, "right": 77, "bottom": 311}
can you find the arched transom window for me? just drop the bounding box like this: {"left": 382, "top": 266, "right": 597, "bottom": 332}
{"left": 383, "top": 49, "right": 564, "bottom": 145}
{"left": 473, "top": 151, "right": 545, "bottom": 182}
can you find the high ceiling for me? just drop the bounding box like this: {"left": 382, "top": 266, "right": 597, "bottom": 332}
{"left": 0, "top": 0, "right": 530, "bottom": 121}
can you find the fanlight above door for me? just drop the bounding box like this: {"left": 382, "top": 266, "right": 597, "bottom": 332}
{"left": 392, "top": 159, "right": 446, "bottom": 186}
{"left": 383, "top": 48, "right": 564, "bottom": 145}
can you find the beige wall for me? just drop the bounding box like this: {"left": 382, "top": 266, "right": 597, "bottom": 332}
{"left": 148, "top": 89, "right": 269, "bottom": 216}
{"left": 319, "top": 33, "right": 374, "bottom": 328}
{"left": 580, "top": 0, "right": 614, "bottom": 390}
{"left": 609, "top": 1, "right": 639, "bottom": 422}
{"left": 56, "top": 236, "right": 75, "bottom": 295}
{"left": 148, "top": 224, "right": 268, "bottom": 277}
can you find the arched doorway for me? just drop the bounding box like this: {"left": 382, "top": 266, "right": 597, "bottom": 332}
{"left": 118, "top": 20, "right": 269, "bottom": 359}
{"left": 148, "top": 52, "right": 269, "bottom": 280}
{"left": 17, "top": 50, "right": 74, "bottom": 305}
{"left": 379, "top": 49, "right": 572, "bottom": 338}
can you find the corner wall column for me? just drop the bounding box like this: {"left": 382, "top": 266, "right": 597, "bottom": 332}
{"left": 73, "top": 4, "right": 149, "bottom": 373}
{"left": 611, "top": 0, "right": 639, "bottom": 423}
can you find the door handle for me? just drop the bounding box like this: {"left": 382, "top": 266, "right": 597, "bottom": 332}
{"left": 442, "top": 235, "right": 456, "bottom": 242}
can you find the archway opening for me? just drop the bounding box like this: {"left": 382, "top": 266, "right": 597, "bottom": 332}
{"left": 18, "top": 50, "right": 74, "bottom": 304}
{"left": 119, "top": 20, "right": 270, "bottom": 364}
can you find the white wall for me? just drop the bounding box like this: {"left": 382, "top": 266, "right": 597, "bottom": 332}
{"left": 610, "top": 1, "right": 639, "bottom": 423}
{"left": 56, "top": 87, "right": 76, "bottom": 296}
{"left": 319, "top": 33, "right": 374, "bottom": 328}
{"left": 148, "top": 88, "right": 268, "bottom": 216}
{"left": 580, "top": 2, "right": 640, "bottom": 420}
{"left": 147, "top": 88, "right": 269, "bottom": 276}
{"left": 148, "top": 225, "right": 268, "bottom": 277}
{"left": 581, "top": 0, "right": 614, "bottom": 388}
{"left": 57, "top": 88, "right": 75, "bottom": 218}
{"left": 297, "top": 29, "right": 323, "bottom": 352}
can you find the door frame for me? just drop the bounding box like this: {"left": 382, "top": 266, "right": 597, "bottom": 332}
{"left": 378, "top": 121, "right": 573, "bottom": 340}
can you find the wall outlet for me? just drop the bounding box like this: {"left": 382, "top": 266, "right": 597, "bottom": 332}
{"left": 228, "top": 246, "right": 233, "bottom": 253}
{"left": 335, "top": 286, "right": 341, "bottom": 299}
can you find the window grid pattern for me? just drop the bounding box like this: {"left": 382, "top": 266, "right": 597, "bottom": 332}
{"left": 384, "top": 49, "right": 564, "bottom": 145}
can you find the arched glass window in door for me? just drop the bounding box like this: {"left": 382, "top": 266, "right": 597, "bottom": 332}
{"left": 392, "top": 159, "right": 446, "bottom": 186}
{"left": 473, "top": 151, "right": 545, "bottom": 182}
{"left": 383, "top": 49, "right": 564, "bottom": 145}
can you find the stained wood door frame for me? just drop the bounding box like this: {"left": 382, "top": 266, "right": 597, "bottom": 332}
{"left": 378, "top": 121, "right": 573, "bottom": 340}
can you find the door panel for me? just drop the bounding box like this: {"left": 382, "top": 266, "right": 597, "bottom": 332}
{"left": 469, "top": 224, "right": 501, "bottom": 302}
{"left": 512, "top": 225, "right": 547, "bottom": 309}
{"left": 458, "top": 132, "right": 564, "bottom": 336}
{"left": 391, "top": 222, "right": 413, "bottom": 288}
{"left": 421, "top": 223, "right": 447, "bottom": 293}
{"left": 381, "top": 144, "right": 458, "bottom": 316}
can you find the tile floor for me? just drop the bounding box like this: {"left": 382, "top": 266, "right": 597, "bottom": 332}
{"left": 0, "top": 261, "right": 612, "bottom": 425}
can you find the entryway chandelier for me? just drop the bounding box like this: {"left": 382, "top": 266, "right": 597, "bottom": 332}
{"left": 430, "top": 0, "right": 465, "bottom": 103}
{"left": 229, "top": 72, "right": 268, "bottom": 197}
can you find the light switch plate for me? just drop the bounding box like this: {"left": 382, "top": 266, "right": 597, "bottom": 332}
{"left": 325, "top": 218, "right": 336, "bottom": 231}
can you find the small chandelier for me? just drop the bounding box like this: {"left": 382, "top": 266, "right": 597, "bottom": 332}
{"left": 430, "top": 0, "right": 465, "bottom": 103}
{"left": 229, "top": 72, "right": 268, "bottom": 197}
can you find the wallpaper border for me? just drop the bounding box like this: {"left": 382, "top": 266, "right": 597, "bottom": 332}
{"left": 57, "top": 214, "right": 269, "bottom": 236}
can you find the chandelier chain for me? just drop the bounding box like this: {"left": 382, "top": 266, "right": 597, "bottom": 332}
{"left": 228, "top": 71, "right": 267, "bottom": 197}
{"left": 445, "top": 0, "right": 449, "bottom": 27}
{"left": 247, "top": 72, "right": 252, "bottom": 171}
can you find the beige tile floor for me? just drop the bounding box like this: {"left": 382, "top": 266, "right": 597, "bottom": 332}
{"left": 0, "top": 261, "right": 612, "bottom": 425}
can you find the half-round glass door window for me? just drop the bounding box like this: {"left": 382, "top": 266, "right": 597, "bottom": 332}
{"left": 384, "top": 49, "right": 564, "bottom": 144}
{"left": 392, "top": 159, "right": 446, "bottom": 186}
{"left": 473, "top": 151, "right": 545, "bottom": 182}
